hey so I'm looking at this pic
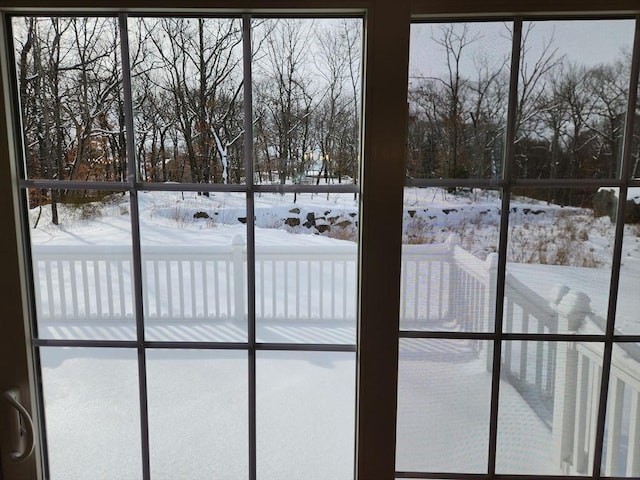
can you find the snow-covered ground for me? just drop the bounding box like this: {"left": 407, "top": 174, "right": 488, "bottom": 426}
{"left": 26, "top": 188, "right": 639, "bottom": 479}
{"left": 41, "top": 343, "right": 558, "bottom": 480}
{"left": 29, "top": 188, "right": 639, "bottom": 333}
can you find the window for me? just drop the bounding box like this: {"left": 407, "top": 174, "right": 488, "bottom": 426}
{"left": 1, "top": 3, "right": 639, "bottom": 480}
{"left": 6, "top": 13, "right": 362, "bottom": 480}
{"left": 397, "top": 16, "right": 640, "bottom": 479}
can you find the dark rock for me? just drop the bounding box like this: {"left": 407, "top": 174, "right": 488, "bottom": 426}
{"left": 408, "top": 210, "right": 416, "bottom": 218}
{"left": 238, "top": 217, "right": 247, "bottom": 224}
{"left": 193, "top": 211, "right": 209, "bottom": 219}
{"left": 316, "top": 224, "right": 331, "bottom": 233}
{"left": 285, "top": 217, "right": 300, "bottom": 227}
{"left": 303, "top": 212, "right": 316, "bottom": 228}
{"left": 289, "top": 207, "right": 300, "bottom": 214}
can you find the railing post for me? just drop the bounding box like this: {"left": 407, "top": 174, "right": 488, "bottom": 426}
{"left": 485, "top": 252, "right": 498, "bottom": 371}
{"left": 550, "top": 286, "right": 591, "bottom": 474}
{"left": 232, "top": 235, "right": 245, "bottom": 321}
{"left": 445, "top": 234, "right": 460, "bottom": 323}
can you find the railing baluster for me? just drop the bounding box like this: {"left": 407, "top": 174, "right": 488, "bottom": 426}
{"left": 70, "top": 260, "right": 78, "bottom": 320}
{"left": 57, "top": 260, "right": 66, "bottom": 319}
{"left": 225, "top": 259, "right": 232, "bottom": 319}
{"left": 118, "top": 260, "right": 126, "bottom": 318}
{"left": 284, "top": 260, "right": 289, "bottom": 320}
{"left": 45, "top": 261, "right": 54, "bottom": 318}
{"left": 106, "top": 260, "right": 114, "bottom": 320}
{"left": 202, "top": 261, "right": 209, "bottom": 318}
{"left": 520, "top": 335, "right": 528, "bottom": 382}
{"left": 331, "top": 261, "right": 335, "bottom": 320}
{"left": 178, "top": 261, "right": 185, "bottom": 319}
{"left": 546, "top": 342, "right": 556, "bottom": 395}
{"left": 93, "top": 260, "right": 102, "bottom": 319}
{"left": 426, "top": 261, "right": 431, "bottom": 322}
{"left": 604, "top": 377, "right": 625, "bottom": 475}
{"left": 296, "top": 260, "right": 300, "bottom": 319}
{"left": 505, "top": 298, "right": 514, "bottom": 336}
{"left": 260, "top": 259, "right": 266, "bottom": 320}
{"left": 413, "top": 261, "right": 420, "bottom": 322}
{"left": 503, "top": 299, "right": 514, "bottom": 375}
{"left": 271, "top": 260, "right": 276, "bottom": 319}
{"left": 166, "top": 261, "right": 173, "bottom": 319}
{"left": 537, "top": 329, "right": 546, "bottom": 389}
{"left": 400, "top": 256, "right": 407, "bottom": 321}
{"left": 190, "top": 261, "right": 197, "bottom": 318}
{"left": 627, "top": 387, "right": 640, "bottom": 476}
{"left": 586, "top": 363, "right": 602, "bottom": 472}
{"left": 153, "top": 260, "right": 161, "bottom": 319}
{"left": 342, "top": 260, "right": 348, "bottom": 320}
{"left": 319, "top": 261, "right": 324, "bottom": 319}
{"left": 574, "top": 353, "right": 589, "bottom": 474}
{"left": 307, "top": 260, "right": 311, "bottom": 320}
{"left": 132, "top": 252, "right": 139, "bottom": 317}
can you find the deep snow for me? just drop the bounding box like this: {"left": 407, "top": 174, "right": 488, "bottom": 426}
{"left": 26, "top": 187, "right": 639, "bottom": 479}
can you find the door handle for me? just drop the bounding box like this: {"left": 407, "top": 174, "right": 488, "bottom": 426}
{"left": 3, "top": 388, "right": 35, "bottom": 463}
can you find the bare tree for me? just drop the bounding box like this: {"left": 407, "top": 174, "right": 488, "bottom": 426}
{"left": 138, "top": 17, "right": 244, "bottom": 187}
{"left": 255, "top": 19, "right": 314, "bottom": 184}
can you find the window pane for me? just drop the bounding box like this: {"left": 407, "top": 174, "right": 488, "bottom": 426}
{"left": 515, "top": 20, "right": 635, "bottom": 180}
{"left": 408, "top": 22, "right": 511, "bottom": 180}
{"left": 615, "top": 188, "right": 640, "bottom": 335}
{"left": 400, "top": 187, "right": 499, "bottom": 332}
{"left": 146, "top": 349, "right": 248, "bottom": 479}
{"left": 139, "top": 191, "right": 247, "bottom": 342}
{"left": 252, "top": 18, "right": 362, "bottom": 185}
{"left": 601, "top": 342, "right": 640, "bottom": 477}
{"left": 40, "top": 347, "right": 142, "bottom": 479}
{"left": 129, "top": 17, "right": 245, "bottom": 184}
{"left": 396, "top": 339, "right": 492, "bottom": 473}
{"left": 505, "top": 188, "right": 614, "bottom": 334}
{"left": 12, "top": 17, "right": 126, "bottom": 181}
{"left": 254, "top": 192, "right": 358, "bottom": 344}
{"left": 497, "top": 341, "right": 603, "bottom": 475}
{"left": 256, "top": 351, "right": 355, "bottom": 479}
{"left": 28, "top": 189, "right": 135, "bottom": 340}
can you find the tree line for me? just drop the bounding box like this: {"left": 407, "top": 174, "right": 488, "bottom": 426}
{"left": 14, "top": 18, "right": 640, "bottom": 223}
{"left": 407, "top": 23, "right": 640, "bottom": 206}
{"left": 13, "top": 16, "right": 361, "bottom": 222}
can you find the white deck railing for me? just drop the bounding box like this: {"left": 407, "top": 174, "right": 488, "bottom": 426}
{"left": 553, "top": 325, "right": 640, "bottom": 476}
{"left": 31, "top": 235, "right": 640, "bottom": 475}
{"left": 32, "top": 237, "right": 358, "bottom": 323}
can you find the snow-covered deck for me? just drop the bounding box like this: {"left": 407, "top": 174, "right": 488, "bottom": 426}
{"left": 33, "top": 238, "right": 640, "bottom": 479}
{"left": 41, "top": 336, "right": 557, "bottom": 480}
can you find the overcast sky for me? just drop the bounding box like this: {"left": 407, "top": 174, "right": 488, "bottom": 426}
{"left": 409, "top": 19, "right": 636, "bottom": 80}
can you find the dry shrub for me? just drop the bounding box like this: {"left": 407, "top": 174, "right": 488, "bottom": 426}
{"left": 326, "top": 225, "right": 358, "bottom": 242}
{"left": 404, "top": 216, "right": 435, "bottom": 244}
